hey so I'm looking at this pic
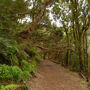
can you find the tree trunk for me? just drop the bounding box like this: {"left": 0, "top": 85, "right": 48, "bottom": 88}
{"left": 78, "top": 37, "right": 83, "bottom": 72}
{"left": 20, "top": 0, "right": 53, "bottom": 38}
{"left": 84, "top": 32, "right": 88, "bottom": 73}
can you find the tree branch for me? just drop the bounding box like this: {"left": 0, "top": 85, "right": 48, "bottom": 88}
{"left": 20, "top": 0, "right": 53, "bottom": 38}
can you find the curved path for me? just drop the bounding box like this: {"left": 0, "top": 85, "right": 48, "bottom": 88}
{"left": 27, "top": 60, "right": 88, "bottom": 90}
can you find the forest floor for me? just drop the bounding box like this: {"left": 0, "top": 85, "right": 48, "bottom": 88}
{"left": 27, "top": 60, "right": 88, "bottom": 90}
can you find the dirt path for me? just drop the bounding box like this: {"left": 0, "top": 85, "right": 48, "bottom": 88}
{"left": 27, "top": 60, "right": 88, "bottom": 90}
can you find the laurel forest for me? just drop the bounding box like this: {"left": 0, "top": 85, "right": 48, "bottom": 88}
{"left": 0, "top": 0, "right": 90, "bottom": 89}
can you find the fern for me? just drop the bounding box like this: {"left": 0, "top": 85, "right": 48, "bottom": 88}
{"left": 0, "top": 84, "right": 24, "bottom": 90}
{"left": 0, "top": 65, "right": 23, "bottom": 81}
{"left": 21, "top": 60, "right": 37, "bottom": 76}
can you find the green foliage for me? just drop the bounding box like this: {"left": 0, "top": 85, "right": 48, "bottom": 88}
{"left": 34, "top": 54, "right": 41, "bottom": 63}
{"left": 22, "top": 60, "right": 31, "bottom": 72}
{"left": 0, "top": 84, "right": 23, "bottom": 90}
{"left": 0, "top": 36, "right": 38, "bottom": 82}
{"left": 30, "top": 60, "right": 37, "bottom": 75}
{"left": 0, "top": 65, "right": 23, "bottom": 81}
{"left": 22, "top": 60, "right": 37, "bottom": 76}
{"left": 29, "top": 47, "right": 36, "bottom": 57}
{"left": 0, "top": 37, "right": 32, "bottom": 65}
{"left": 24, "top": 83, "right": 29, "bottom": 90}
{"left": 51, "top": 0, "right": 89, "bottom": 74}
{"left": 71, "top": 52, "right": 80, "bottom": 71}
{"left": 0, "top": 60, "right": 37, "bottom": 82}
{"left": 22, "top": 71, "right": 31, "bottom": 81}
{"left": 0, "top": 37, "right": 19, "bottom": 65}
{"left": 0, "top": 0, "right": 29, "bottom": 35}
{"left": 0, "top": 0, "right": 89, "bottom": 85}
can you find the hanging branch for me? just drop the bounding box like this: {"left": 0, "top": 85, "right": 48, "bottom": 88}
{"left": 20, "top": 0, "right": 53, "bottom": 38}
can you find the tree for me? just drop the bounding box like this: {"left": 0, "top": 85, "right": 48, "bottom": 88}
{"left": 20, "top": 0, "right": 58, "bottom": 38}
{"left": 0, "top": 0, "right": 30, "bottom": 36}
{"left": 52, "top": 0, "right": 90, "bottom": 73}
{"left": 69, "top": 0, "right": 90, "bottom": 73}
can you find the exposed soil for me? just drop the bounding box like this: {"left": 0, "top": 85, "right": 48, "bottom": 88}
{"left": 27, "top": 60, "right": 88, "bottom": 90}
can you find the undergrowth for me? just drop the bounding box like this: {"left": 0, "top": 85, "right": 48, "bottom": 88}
{"left": 0, "top": 84, "right": 24, "bottom": 90}
{"left": 0, "top": 36, "right": 41, "bottom": 88}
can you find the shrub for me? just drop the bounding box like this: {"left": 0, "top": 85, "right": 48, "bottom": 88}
{"left": 21, "top": 60, "right": 37, "bottom": 76}
{"left": 30, "top": 60, "right": 37, "bottom": 75}
{"left": 21, "top": 60, "right": 31, "bottom": 72}
{"left": 0, "top": 60, "right": 37, "bottom": 82}
{"left": 0, "top": 37, "right": 29, "bottom": 66}
{"left": 0, "top": 37, "right": 38, "bottom": 82}
{"left": 9, "top": 66, "right": 23, "bottom": 81}
{"left": 22, "top": 71, "right": 31, "bottom": 81}
{"left": 0, "top": 65, "right": 23, "bottom": 82}
{"left": 0, "top": 37, "right": 19, "bottom": 65}
{"left": 0, "top": 64, "right": 12, "bottom": 80}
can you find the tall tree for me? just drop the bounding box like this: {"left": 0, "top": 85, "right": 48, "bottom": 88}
{"left": 52, "top": 0, "right": 90, "bottom": 73}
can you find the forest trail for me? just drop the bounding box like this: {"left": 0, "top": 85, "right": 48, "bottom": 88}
{"left": 27, "top": 60, "right": 88, "bottom": 90}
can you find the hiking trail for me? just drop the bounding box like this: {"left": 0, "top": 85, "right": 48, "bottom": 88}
{"left": 27, "top": 60, "right": 88, "bottom": 90}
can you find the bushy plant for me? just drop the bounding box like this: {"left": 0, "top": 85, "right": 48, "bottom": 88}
{"left": 0, "top": 44, "right": 38, "bottom": 82}
{"left": 10, "top": 66, "right": 23, "bottom": 81}
{"left": 0, "top": 36, "right": 38, "bottom": 82}
{"left": 0, "top": 64, "right": 36, "bottom": 82}
{"left": 30, "top": 60, "right": 37, "bottom": 75}
{"left": 0, "top": 64, "right": 12, "bottom": 80}
{"left": 0, "top": 37, "right": 19, "bottom": 65}
{"left": 0, "top": 65, "right": 23, "bottom": 81}
{"left": 22, "top": 71, "right": 31, "bottom": 81}
{"left": 21, "top": 60, "right": 37, "bottom": 76}
{"left": 21, "top": 60, "right": 30, "bottom": 72}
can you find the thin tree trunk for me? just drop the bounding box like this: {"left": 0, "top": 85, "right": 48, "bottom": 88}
{"left": 64, "top": 28, "right": 69, "bottom": 65}
{"left": 78, "top": 38, "right": 83, "bottom": 72}
{"left": 85, "top": 32, "right": 88, "bottom": 73}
